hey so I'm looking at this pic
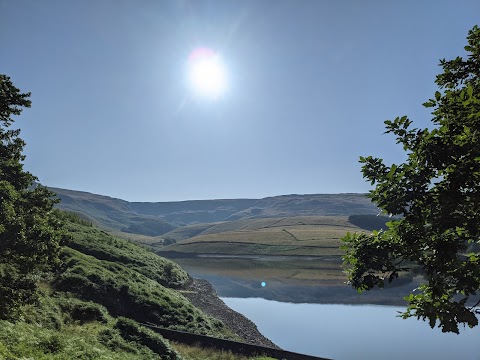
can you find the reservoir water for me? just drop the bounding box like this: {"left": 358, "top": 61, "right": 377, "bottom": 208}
{"left": 172, "top": 257, "right": 480, "bottom": 360}
{"left": 222, "top": 298, "right": 479, "bottom": 360}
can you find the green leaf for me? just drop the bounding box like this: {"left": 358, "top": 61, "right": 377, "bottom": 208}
{"left": 467, "top": 85, "right": 473, "bottom": 98}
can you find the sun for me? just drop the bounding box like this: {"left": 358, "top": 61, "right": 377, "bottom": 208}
{"left": 187, "top": 47, "right": 228, "bottom": 100}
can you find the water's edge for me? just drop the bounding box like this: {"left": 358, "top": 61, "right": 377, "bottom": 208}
{"left": 181, "top": 278, "right": 280, "bottom": 348}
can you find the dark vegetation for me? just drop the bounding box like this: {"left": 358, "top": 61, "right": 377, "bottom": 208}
{"left": 115, "top": 317, "right": 179, "bottom": 359}
{"left": 342, "top": 25, "right": 480, "bottom": 333}
{"left": 347, "top": 214, "right": 391, "bottom": 231}
{"left": 0, "top": 74, "right": 65, "bottom": 320}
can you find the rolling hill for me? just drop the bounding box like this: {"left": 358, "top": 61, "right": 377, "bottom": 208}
{"left": 158, "top": 215, "right": 381, "bottom": 257}
{"left": 51, "top": 187, "right": 379, "bottom": 240}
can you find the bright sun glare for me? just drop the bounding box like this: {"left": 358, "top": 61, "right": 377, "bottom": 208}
{"left": 187, "top": 47, "right": 228, "bottom": 100}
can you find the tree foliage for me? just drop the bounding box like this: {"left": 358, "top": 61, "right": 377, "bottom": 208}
{"left": 0, "top": 74, "right": 65, "bottom": 319}
{"left": 341, "top": 26, "right": 480, "bottom": 333}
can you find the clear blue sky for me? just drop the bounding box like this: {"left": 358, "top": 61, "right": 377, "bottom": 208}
{"left": 1, "top": 0, "right": 479, "bottom": 201}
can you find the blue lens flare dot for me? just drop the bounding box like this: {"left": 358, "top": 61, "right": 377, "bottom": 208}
{"left": 261, "top": 281, "right": 266, "bottom": 287}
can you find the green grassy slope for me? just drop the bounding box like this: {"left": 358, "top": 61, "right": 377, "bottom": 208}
{"left": 57, "top": 216, "right": 232, "bottom": 336}
{"left": 65, "top": 222, "right": 189, "bottom": 288}
{"left": 0, "top": 294, "right": 180, "bottom": 360}
{"left": 0, "top": 212, "right": 240, "bottom": 359}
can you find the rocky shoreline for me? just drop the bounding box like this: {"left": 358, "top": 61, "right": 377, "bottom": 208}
{"left": 182, "top": 278, "right": 281, "bottom": 349}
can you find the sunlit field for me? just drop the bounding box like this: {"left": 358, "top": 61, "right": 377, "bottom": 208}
{"left": 161, "top": 216, "right": 368, "bottom": 257}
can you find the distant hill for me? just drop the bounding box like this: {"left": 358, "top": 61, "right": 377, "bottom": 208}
{"left": 50, "top": 187, "right": 177, "bottom": 237}
{"left": 51, "top": 187, "right": 379, "bottom": 238}
{"left": 226, "top": 193, "right": 379, "bottom": 220}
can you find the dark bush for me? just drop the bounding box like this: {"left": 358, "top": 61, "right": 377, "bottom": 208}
{"left": 116, "top": 317, "right": 179, "bottom": 360}
{"left": 57, "top": 297, "right": 108, "bottom": 324}
{"left": 38, "top": 335, "right": 63, "bottom": 354}
{"left": 98, "top": 328, "right": 139, "bottom": 353}
{"left": 348, "top": 214, "right": 391, "bottom": 231}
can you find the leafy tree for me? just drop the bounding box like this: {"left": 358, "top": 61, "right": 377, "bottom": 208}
{"left": 341, "top": 26, "right": 480, "bottom": 333}
{"left": 0, "top": 74, "right": 65, "bottom": 319}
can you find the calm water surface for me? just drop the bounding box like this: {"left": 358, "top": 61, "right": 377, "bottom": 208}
{"left": 173, "top": 257, "right": 480, "bottom": 359}
{"left": 222, "top": 298, "right": 480, "bottom": 360}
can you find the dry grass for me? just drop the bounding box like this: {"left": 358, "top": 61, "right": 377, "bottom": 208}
{"left": 170, "top": 342, "right": 277, "bottom": 360}
{"left": 180, "top": 226, "right": 355, "bottom": 246}
{"left": 163, "top": 217, "right": 369, "bottom": 256}
{"left": 199, "top": 216, "right": 359, "bottom": 235}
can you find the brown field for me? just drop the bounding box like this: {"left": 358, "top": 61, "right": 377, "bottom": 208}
{"left": 161, "top": 216, "right": 369, "bottom": 257}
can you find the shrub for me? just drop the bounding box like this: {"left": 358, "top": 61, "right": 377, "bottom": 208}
{"left": 98, "top": 328, "right": 139, "bottom": 353}
{"left": 116, "top": 317, "right": 180, "bottom": 360}
{"left": 57, "top": 297, "right": 108, "bottom": 324}
{"left": 38, "top": 334, "right": 63, "bottom": 353}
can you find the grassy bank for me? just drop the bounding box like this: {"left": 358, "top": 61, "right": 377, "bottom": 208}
{"left": 0, "top": 211, "right": 254, "bottom": 359}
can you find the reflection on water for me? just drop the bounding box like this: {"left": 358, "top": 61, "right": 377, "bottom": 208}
{"left": 222, "top": 298, "right": 480, "bottom": 360}
{"left": 172, "top": 257, "right": 480, "bottom": 359}
{"left": 173, "top": 257, "right": 420, "bottom": 305}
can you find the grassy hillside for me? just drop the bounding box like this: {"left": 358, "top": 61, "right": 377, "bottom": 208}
{"left": 65, "top": 222, "right": 189, "bottom": 288}
{"left": 51, "top": 187, "right": 177, "bottom": 237}
{"left": 0, "top": 294, "right": 180, "bottom": 359}
{"left": 57, "top": 214, "right": 232, "bottom": 336}
{"left": 52, "top": 187, "right": 378, "bottom": 241}
{"left": 226, "top": 193, "right": 378, "bottom": 220}
{"left": 0, "top": 212, "right": 245, "bottom": 359}
{"left": 159, "top": 216, "right": 369, "bottom": 257}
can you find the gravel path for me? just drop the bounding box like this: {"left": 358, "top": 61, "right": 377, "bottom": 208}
{"left": 182, "top": 278, "right": 281, "bottom": 349}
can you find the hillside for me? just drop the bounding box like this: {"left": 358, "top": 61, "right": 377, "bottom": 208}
{"left": 52, "top": 186, "right": 378, "bottom": 239}
{"left": 50, "top": 187, "right": 177, "bottom": 238}
{"left": 159, "top": 215, "right": 379, "bottom": 257}
{"left": 0, "top": 212, "right": 273, "bottom": 359}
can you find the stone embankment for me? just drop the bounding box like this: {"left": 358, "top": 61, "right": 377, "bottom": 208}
{"left": 181, "top": 278, "right": 280, "bottom": 349}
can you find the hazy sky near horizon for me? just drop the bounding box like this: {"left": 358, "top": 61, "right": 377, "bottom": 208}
{"left": 1, "top": 0, "right": 479, "bottom": 202}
